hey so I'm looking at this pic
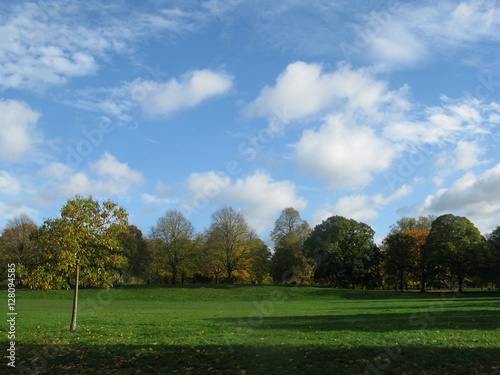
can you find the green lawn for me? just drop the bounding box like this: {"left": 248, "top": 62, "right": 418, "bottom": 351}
{"left": 1, "top": 285, "right": 499, "bottom": 374}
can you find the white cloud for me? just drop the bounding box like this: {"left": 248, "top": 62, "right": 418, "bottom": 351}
{"left": 421, "top": 163, "right": 500, "bottom": 232}
{"left": 0, "top": 99, "right": 41, "bottom": 163}
{"left": 366, "top": 0, "right": 500, "bottom": 67}
{"left": 185, "top": 171, "right": 306, "bottom": 233}
{"left": 312, "top": 184, "right": 411, "bottom": 225}
{"left": 141, "top": 182, "right": 179, "bottom": 205}
{"left": 295, "top": 115, "right": 397, "bottom": 189}
{"left": 0, "top": 201, "right": 39, "bottom": 229}
{"left": 247, "top": 61, "right": 410, "bottom": 125}
{"left": 384, "top": 98, "right": 494, "bottom": 145}
{"left": 0, "top": 171, "right": 21, "bottom": 195}
{"left": 133, "top": 70, "right": 233, "bottom": 117}
{"left": 38, "top": 153, "right": 145, "bottom": 201}
{"left": 437, "top": 140, "right": 489, "bottom": 172}
{"left": 0, "top": 1, "right": 224, "bottom": 91}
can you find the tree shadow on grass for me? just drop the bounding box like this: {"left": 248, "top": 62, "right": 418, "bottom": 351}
{"left": 4, "top": 342, "right": 500, "bottom": 375}
{"left": 211, "top": 309, "right": 500, "bottom": 332}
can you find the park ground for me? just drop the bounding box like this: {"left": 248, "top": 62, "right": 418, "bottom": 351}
{"left": 0, "top": 285, "right": 499, "bottom": 374}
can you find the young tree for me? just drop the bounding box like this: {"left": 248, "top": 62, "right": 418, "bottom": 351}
{"left": 303, "top": 216, "right": 376, "bottom": 288}
{"left": 150, "top": 210, "right": 196, "bottom": 285}
{"left": 424, "top": 214, "right": 486, "bottom": 293}
{"left": 24, "top": 195, "right": 128, "bottom": 331}
{"left": 206, "top": 206, "right": 253, "bottom": 283}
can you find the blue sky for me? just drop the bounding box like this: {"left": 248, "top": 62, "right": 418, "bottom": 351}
{"left": 0, "top": 0, "right": 499, "bottom": 245}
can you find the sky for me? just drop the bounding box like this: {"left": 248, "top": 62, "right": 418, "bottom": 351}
{"left": 0, "top": 0, "right": 499, "bottom": 245}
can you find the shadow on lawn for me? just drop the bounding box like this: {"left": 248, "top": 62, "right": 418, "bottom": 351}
{"left": 212, "top": 309, "right": 500, "bottom": 332}
{"left": 5, "top": 342, "right": 500, "bottom": 375}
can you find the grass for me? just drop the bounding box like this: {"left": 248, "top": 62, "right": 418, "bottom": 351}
{"left": 1, "top": 285, "right": 499, "bottom": 374}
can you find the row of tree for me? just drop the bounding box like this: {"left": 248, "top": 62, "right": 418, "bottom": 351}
{"left": 1, "top": 195, "right": 500, "bottom": 292}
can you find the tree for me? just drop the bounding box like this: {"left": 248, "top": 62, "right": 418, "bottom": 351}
{"left": 423, "top": 214, "right": 486, "bottom": 293}
{"left": 388, "top": 215, "right": 435, "bottom": 235}
{"left": 484, "top": 226, "right": 500, "bottom": 288}
{"left": 118, "top": 225, "right": 150, "bottom": 282}
{"left": 0, "top": 214, "right": 37, "bottom": 283}
{"left": 406, "top": 230, "right": 431, "bottom": 292}
{"left": 24, "top": 195, "right": 128, "bottom": 331}
{"left": 206, "top": 206, "right": 253, "bottom": 283}
{"left": 383, "top": 232, "right": 416, "bottom": 291}
{"left": 150, "top": 210, "right": 196, "bottom": 284}
{"left": 303, "top": 216, "right": 377, "bottom": 288}
{"left": 270, "top": 207, "right": 311, "bottom": 244}
{"left": 270, "top": 208, "right": 311, "bottom": 283}
{"left": 242, "top": 236, "right": 272, "bottom": 284}
{"left": 382, "top": 229, "right": 430, "bottom": 292}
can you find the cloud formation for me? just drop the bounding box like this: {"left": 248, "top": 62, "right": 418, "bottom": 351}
{"left": 295, "top": 115, "right": 396, "bottom": 189}
{"left": 133, "top": 70, "right": 233, "bottom": 117}
{"left": 0, "top": 99, "right": 41, "bottom": 163}
{"left": 185, "top": 171, "right": 306, "bottom": 233}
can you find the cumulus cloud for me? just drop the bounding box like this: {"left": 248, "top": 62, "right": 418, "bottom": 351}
{"left": 132, "top": 69, "right": 233, "bottom": 117}
{"left": 185, "top": 171, "right": 306, "bottom": 233}
{"left": 38, "top": 153, "right": 145, "bottom": 201}
{"left": 295, "top": 115, "right": 397, "bottom": 189}
{"left": 0, "top": 99, "right": 41, "bottom": 163}
{"left": 246, "top": 61, "right": 410, "bottom": 125}
{"left": 312, "top": 184, "right": 411, "bottom": 225}
{"left": 421, "top": 163, "right": 500, "bottom": 232}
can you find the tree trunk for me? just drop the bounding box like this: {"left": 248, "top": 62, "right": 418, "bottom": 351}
{"left": 171, "top": 266, "right": 177, "bottom": 285}
{"left": 69, "top": 263, "right": 80, "bottom": 331}
{"left": 458, "top": 277, "right": 464, "bottom": 293}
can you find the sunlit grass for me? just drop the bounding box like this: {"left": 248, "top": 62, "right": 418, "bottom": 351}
{"left": 1, "top": 286, "right": 499, "bottom": 374}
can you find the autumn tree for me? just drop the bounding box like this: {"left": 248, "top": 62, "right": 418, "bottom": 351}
{"left": 423, "top": 214, "right": 486, "bottom": 292}
{"left": 206, "top": 206, "right": 253, "bottom": 283}
{"left": 406, "top": 230, "right": 431, "bottom": 292}
{"left": 383, "top": 232, "right": 416, "bottom": 291}
{"left": 0, "top": 214, "right": 37, "bottom": 283}
{"left": 241, "top": 235, "right": 271, "bottom": 284}
{"left": 25, "top": 195, "right": 128, "bottom": 330}
{"left": 270, "top": 208, "right": 311, "bottom": 283}
{"left": 304, "top": 216, "right": 377, "bottom": 288}
{"left": 150, "top": 210, "right": 196, "bottom": 285}
{"left": 388, "top": 215, "right": 435, "bottom": 235}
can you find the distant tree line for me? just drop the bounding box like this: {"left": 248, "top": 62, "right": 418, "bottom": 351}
{"left": 1, "top": 195, "right": 499, "bottom": 291}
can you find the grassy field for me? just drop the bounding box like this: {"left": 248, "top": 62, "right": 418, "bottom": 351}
{"left": 1, "top": 285, "right": 499, "bottom": 374}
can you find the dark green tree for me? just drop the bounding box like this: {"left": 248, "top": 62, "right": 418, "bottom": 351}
{"left": 118, "top": 225, "right": 150, "bottom": 282}
{"left": 423, "top": 214, "right": 486, "bottom": 293}
{"left": 484, "top": 226, "right": 500, "bottom": 288}
{"left": 303, "top": 216, "right": 376, "bottom": 288}
{"left": 383, "top": 232, "right": 417, "bottom": 291}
